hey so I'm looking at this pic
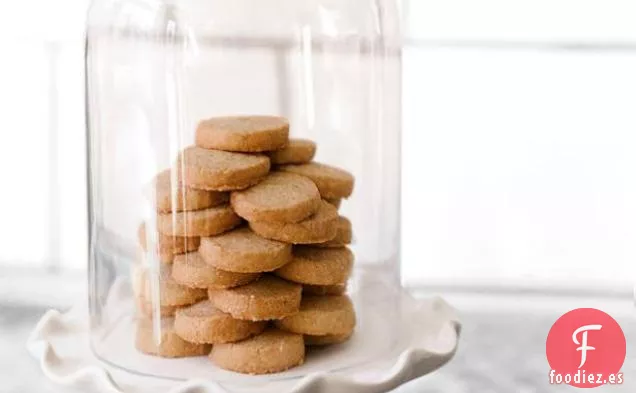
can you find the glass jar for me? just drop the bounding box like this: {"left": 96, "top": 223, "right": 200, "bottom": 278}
{"left": 86, "top": 0, "right": 403, "bottom": 380}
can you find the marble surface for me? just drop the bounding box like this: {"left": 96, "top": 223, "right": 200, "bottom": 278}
{"left": 396, "top": 305, "right": 636, "bottom": 393}
{"left": 3, "top": 295, "right": 635, "bottom": 393}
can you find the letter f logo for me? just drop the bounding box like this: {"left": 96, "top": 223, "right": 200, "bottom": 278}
{"left": 573, "top": 325, "right": 603, "bottom": 368}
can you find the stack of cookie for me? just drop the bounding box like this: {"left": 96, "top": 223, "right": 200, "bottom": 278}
{"left": 133, "top": 116, "right": 356, "bottom": 374}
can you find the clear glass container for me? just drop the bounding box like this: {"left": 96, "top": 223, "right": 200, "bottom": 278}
{"left": 86, "top": 0, "right": 403, "bottom": 380}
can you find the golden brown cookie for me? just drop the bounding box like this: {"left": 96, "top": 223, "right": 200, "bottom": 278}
{"left": 156, "top": 204, "right": 241, "bottom": 238}
{"left": 208, "top": 275, "right": 301, "bottom": 321}
{"left": 315, "top": 216, "right": 352, "bottom": 248}
{"left": 177, "top": 146, "right": 270, "bottom": 191}
{"left": 158, "top": 252, "right": 174, "bottom": 263}
{"left": 174, "top": 300, "right": 267, "bottom": 344}
{"left": 275, "top": 295, "right": 356, "bottom": 336}
{"left": 131, "top": 263, "right": 147, "bottom": 298}
{"left": 210, "top": 328, "right": 304, "bottom": 374}
{"left": 303, "top": 283, "right": 347, "bottom": 296}
{"left": 135, "top": 317, "right": 210, "bottom": 358}
{"left": 138, "top": 222, "right": 200, "bottom": 256}
{"left": 172, "top": 252, "right": 260, "bottom": 289}
{"left": 325, "top": 198, "right": 342, "bottom": 209}
{"left": 304, "top": 332, "right": 353, "bottom": 346}
{"left": 140, "top": 263, "right": 207, "bottom": 306}
{"left": 230, "top": 172, "right": 320, "bottom": 223}
{"left": 275, "top": 247, "right": 353, "bottom": 285}
{"left": 196, "top": 116, "right": 289, "bottom": 153}
{"left": 268, "top": 139, "right": 316, "bottom": 164}
{"left": 135, "top": 296, "right": 179, "bottom": 317}
{"left": 199, "top": 227, "right": 292, "bottom": 273}
{"left": 133, "top": 256, "right": 180, "bottom": 317}
{"left": 279, "top": 162, "right": 354, "bottom": 199}
{"left": 139, "top": 249, "right": 174, "bottom": 264}
{"left": 249, "top": 200, "right": 338, "bottom": 244}
{"left": 147, "top": 169, "right": 229, "bottom": 213}
{"left": 136, "top": 244, "right": 174, "bottom": 265}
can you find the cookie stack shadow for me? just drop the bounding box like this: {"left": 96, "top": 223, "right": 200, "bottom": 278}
{"left": 133, "top": 116, "right": 356, "bottom": 375}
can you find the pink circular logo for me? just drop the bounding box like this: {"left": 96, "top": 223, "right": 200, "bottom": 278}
{"left": 546, "top": 308, "right": 626, "bottom": 388}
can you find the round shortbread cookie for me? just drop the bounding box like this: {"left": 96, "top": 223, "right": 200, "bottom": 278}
{"left": 138, "top": 223, "right": 199, "bottom": 256}
{"left": 148, "top": 169, "right": 228, "bottom": 213}
{"left": 140, "top": 263, "right": 207, "bottom": 306}
{"left": 177, "top": 146, "right": 270, "bottom": 191}
{"left": 135, "top": 317, "right": 210, "bottom": 358}
{"left": 325, "top": 198, "right": 342, "bottom": 209}
{"left": 196, "top": 115, "right": 289, "bottom": 153}
{"left": 303, "top": 283, "right": 347, "bottom": 296}
{"left": 315, "top": 216, "right": 352, "bottom": 248}
{"left": 155, "top": 251, "right": 175, "bottom": 264}
{"left": 131, "top": 263, "right": 146, "bottom": 298}
{"left": 275, "top": 295, "right": 356, "bottom": 336}
{"left": 199, "top": 227, "right": 292, "bottom": 273}
{"left": 172, "top": 252, "right": 260, "bottom": 289}
{"left": 210, "top": 328, "right": 304, "bottom": 374}
{"left": 279, "top": 162, "right": 354, "bottom": 199}
{"left": 304, "top": 332, "right": 353, "bottom": 346}
{"left": 268, "top": 139, "right": 316, "bottom": 164}
{"left": 136, "top": 296, "right": 179, "bottom": 317}
{"left": 137, "top": 248, "right": 175, "bottom": 264}
{"left": 174, "top": 300, "right": 267, "bottom": 344}
{"left": 132, "top": 264, "right": 180, "bottom": 317}
{"left": 230, "top": 172, "right": 320, "bottom": 223}
{"left": 275, "top": 247, "right": 353, "bottom": 285}
{"left": 249, "top": 200, "right": 338, "bottom": 244}
{"left": 208, "top": 275, "right": 301, "bottom": 321}
{"left": 157, "top": 204, "right": 241, "bottom": 238}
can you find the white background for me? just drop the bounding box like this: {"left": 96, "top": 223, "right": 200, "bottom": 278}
{"left": 2, "top": 0, "right": 636, "bottom": 304}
